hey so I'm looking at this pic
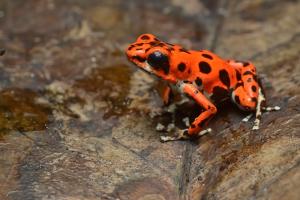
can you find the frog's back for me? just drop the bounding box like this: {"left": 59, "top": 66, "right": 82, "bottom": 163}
{"left": 183, "top": 50, "right": 238, "bottom": 97}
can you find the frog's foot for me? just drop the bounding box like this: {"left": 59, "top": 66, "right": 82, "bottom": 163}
{"left": 198, "top": 128, "right": 212, "bottom": 136}
{"left": 252, "top": 88, "right": 280, "bottom": 130}
{"left": 261, "top": 106, "right": 281, "bottom": 112}
{"left": 160, "top": 128, "right": 211, "bottom": 142}
{"left": 242, "top": 113, "right": 253, "bottom": 122}
{"left": 160, "top": 129, "right": 189, "bottom": 142}
{"left": 242, "top": 107, "right": 280, "bottom": 123}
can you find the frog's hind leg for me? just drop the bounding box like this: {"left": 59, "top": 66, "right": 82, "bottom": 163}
{"left": 242, "top": 113, "right": 253, "bottom": 122}
{"left": 240, "top": 88, "right": 280, "bottom": 129}
{"left": 253, "top": 88, "right": 281, "bottom": 130}
{"left": 252, "top": 87, "right": 265, "bottom": 130}
{"left": 230, "top": 61, "right": 259, "bottom": 113}
{"left": 261, "top": 106, "right": 281, "bottom": 112}
{"left": 228, "top": 60, "right": 280, "bottom": 130}
{"left": 229, "top": 60, "right": 264, "bottom": 130}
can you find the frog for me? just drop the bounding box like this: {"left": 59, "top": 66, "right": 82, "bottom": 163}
{"left": 126, "top": 34, "right": 280, "bottom": 142}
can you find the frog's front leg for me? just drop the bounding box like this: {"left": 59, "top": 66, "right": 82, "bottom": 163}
{"left": 162, "top": 85, "right": 172, "bottom": 105}
{"left": 160, "top": 82, "right": 216, "bottom": 142}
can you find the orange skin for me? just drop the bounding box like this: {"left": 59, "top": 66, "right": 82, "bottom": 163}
{"left": 126, "top": 34, "right": 260, "bottom": 139}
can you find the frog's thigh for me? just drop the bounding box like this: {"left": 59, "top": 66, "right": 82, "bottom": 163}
{"left": 178, "top": 82, "right": 217, "bottom": 136}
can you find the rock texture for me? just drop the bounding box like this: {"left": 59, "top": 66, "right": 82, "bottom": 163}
{"left": 0, "top": 0, "right": 299, "bottom": 200}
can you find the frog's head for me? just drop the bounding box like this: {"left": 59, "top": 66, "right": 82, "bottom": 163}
{"left": 126, "top": 34, "right": 178, "bottom": 83}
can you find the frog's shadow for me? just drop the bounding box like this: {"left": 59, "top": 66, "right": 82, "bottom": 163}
{"left": 154, "top": 75, "right": 282, "bottom": 138}
{"left": 173, "top": 100, "right": 244, "bottom": 133}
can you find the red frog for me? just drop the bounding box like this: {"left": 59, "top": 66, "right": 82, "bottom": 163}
{"left": 126, "top": 34, "right": 280, "bottom": 142}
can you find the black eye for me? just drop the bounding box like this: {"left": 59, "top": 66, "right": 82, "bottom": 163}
{"left": 147, "top": 51, "right": 170, "bottom": 74}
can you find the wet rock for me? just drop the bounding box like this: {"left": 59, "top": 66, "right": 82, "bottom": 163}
{"left": 113, "top": 177, "right": 179, "bottom": 200}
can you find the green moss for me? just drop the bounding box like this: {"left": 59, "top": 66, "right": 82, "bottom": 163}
{"left": 74, "top": 64, "right": 133, "bottom": 118}
{"left": 0, "top": 88, "right": 51, "bottom": 139}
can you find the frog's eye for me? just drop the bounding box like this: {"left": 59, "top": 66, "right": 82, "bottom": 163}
{"left": 147, "top": 51, "right": 170, "bottom": 74}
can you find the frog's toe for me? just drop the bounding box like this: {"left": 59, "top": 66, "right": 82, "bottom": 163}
{"left": 160, "top": 129, "right": 189, "bottom": 142}
{"left": 262, "top": 106, "right": 280, "bottom": 112}
{"left": 242, "top": 113, "right": 253, "bottom": 122}
{"left": 198, "top": 128, "right": 212, "bottom": 136}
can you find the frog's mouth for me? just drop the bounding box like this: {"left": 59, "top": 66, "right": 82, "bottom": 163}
{"left": 139, "top": 66, "right": 152, "bottom": 75}
{"left": 131, "top": 61, "right": 176, "bottom": 83}
{"left": 127, "top": 55, "right": 151, "bottom": 75}
{"left": 136, "top": 61, "right": 153, "bottom": 75}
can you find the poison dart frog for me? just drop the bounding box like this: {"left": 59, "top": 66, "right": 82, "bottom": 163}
{"left": 126, "top": 34, "right": 280, "bottom": 142}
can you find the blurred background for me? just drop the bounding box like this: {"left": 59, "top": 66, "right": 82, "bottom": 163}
{"left": 0, "top": 0, "right": 299, "bottom": 200}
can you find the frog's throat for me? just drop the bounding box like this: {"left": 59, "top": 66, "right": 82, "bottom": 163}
{"left": 143, "top": 62, "right": 177, "bottom": 83}
{"left": 144, "top": 62, "right": 153, "bottom": 73}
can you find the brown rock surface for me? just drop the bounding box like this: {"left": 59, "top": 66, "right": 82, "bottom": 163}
{"left": 0, "top": 0, "right": 299, "bottom": 200}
